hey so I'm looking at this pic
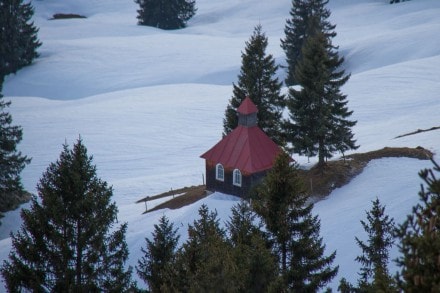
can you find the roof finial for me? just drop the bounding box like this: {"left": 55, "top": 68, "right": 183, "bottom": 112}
{"left": 237, "top": 96, "right": 258, "bottom": 115}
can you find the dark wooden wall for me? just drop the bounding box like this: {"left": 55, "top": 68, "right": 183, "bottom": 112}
{"left": 205, "top": 162, "right": 267, "bottom": 198}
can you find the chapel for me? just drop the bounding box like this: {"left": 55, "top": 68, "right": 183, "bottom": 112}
{"left": 200, "top": 97, "right": 283, "bottom": 197}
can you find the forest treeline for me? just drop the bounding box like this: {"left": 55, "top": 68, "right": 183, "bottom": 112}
{"left": 2, "top": 138, "right": 438, "bottom": 291}
{"left": 137, "top": 155, "right": 440, "bottom": 292}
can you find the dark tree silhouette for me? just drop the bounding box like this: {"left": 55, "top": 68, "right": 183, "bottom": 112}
{"left": 281, "top": 0, "right": 336, "bottom": 86}
{"left": 0, "top": 87, "right": 31, "bottom": 222}
{"left": 135, "top": 0, "right": 196, "bottom": 30}
{"left": 137, "top": 215, "right": 180, "bottom": 292}
{"left": 0, "top": 0, "right": 41, "bottom": 83}
{"left": 395, "top": 160, "right": 440, "bottom": 292}
{"left": 224, "top": 24, "right": 285, "bottom": 145}
{"left": 1, "top": 139, "right": 133, "bottom": 291}
{"left": 284, "top": 19, "right": 357, "bottom": 166}
{"left": 254, "top": 151, "right": 338, "bottom": 290}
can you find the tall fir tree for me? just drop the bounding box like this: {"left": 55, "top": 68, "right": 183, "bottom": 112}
{"left": 1, "top": 139, "right": 133, "bottom": 292}
{"left": 281, "top": 0, "right": 336, "bottom": 86}
{"left": 137, "top": 215, "right": 179, "bottom": 292}
{"left": 0, "top": 86, "right": 31, "bottom": 218}
{"left": 395, "top": 160, "right": 440, "bottom": 292}
{"left": 284, "top": 18, "right": 357, "bottom": 167}
{"left": 224, "top": 24, "right": 285, "bottom": 146}
{"left": 172, "top": 204, "right": 239, "bottom": 292}
{"left": 254, "top": 151, "right": 338, "bottom": 291}
{"left": 0, "top": 0, "right": 41, "bottom": 83}
{"left": 253, "top": 151, "right": 302, "bottom": 274}
{"left": 226, "top": 201, "right": 277, "bottom": 292}
{"left": 135, "top": 0, "right": 196, "bottom": 30}
{"left": 340, "top": 198, "right": 397, "bottom": 292}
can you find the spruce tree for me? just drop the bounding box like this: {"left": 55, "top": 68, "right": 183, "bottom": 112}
{"left": 135, "top": 0, "right": 196, "bottom": 30}
{"left": 0, "top": 0, "right": 41, "bottom": 83}
{"left": 284, "top": 19, "right": 357, "bottom": 167}
{"left": 224, "top": 24, "right": 285, "bottom": 145}
{"left": 281, "top": 0, "right": 336, "bottom": 86}
{"left": 395, "top": 160, "right": 440, "bottom": 292}
{"left": 254, "top": 151, "right": 338, "bottom": 290}
{"left": 253, "top": 151, "right": 302, "bottom": 274}
{"left": 338, "top": 278, "right": 356, "bottom": 293}
{"left": 1, "top": 139, "right": 133, "bottom": 291}
{"left": 285, "top": 204, "right": 338, "bottom": 292}
{"left": 173, "top": 204, "right": 239, "bottom": 291}
{"left": 226, "top": 201, "right": 277, "bottom": 292}
{"left": 341, "top": 198, "right": 397, "bottom": 292}
{"left": 0, "top": 87, "right": 31, "bottom": 217}
{"left": 137, "top": 215, "right": 179, "bottom": 292}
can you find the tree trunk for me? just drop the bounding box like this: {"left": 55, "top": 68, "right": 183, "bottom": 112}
{"left": 318, "top": 137, "right": 325, "bottom": 168}
{"left": 76, "top": 220, "right": 82, "bottom": 288}
{"left": 282, "top": 242, "right": 287, "bottom": 274}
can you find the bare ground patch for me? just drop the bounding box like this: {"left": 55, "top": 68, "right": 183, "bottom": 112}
{"left": 137, "top": 185, "right": 209, "bottom": 214}
{"left": 301, "top": 146, "right": 433, "bottom": 201}
{"left": 137, "top": 147, "right": 434, "bottom": 212}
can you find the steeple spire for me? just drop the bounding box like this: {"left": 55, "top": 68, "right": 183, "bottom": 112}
{"left": 237, "top": 97, "right": 258, "bottom": 127}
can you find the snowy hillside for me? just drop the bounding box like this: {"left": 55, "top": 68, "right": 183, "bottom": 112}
{"left": 2, "top": 0, "right": 440, "bottom": 290}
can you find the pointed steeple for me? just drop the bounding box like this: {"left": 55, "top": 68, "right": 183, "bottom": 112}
{"left": 237, "top": 97, "right": 258, "bottom": 127}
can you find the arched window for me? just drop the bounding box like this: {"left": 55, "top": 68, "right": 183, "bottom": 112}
{"left": 233, "top": 169, "right": 242, "bottom": 187}
{"left": 216, "top": 164, "right": 224, "bottom": 181}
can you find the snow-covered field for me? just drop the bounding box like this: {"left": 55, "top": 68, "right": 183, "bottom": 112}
{"left": 2, "top": 0, "right": 440, "bottom": 290}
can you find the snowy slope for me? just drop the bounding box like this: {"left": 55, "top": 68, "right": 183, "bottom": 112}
{"left": 2, "top": 0, "right": 440, "bottom": 290}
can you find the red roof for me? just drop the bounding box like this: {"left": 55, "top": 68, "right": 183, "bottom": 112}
{"left": 237, "top": 97, "right": 258, "bottom": 115}
{"left": 200, "top": 125, "right": 282, "bottom": 174}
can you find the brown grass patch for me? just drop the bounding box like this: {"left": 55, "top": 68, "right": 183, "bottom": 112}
{"left": 301, "top": 147, "right": 433, "bottom": 201}
{"left": 136, "top": 147, "right": 434, "bottom": 212}
{"left": 138, "top": 185, "right": 208, "bottom": 213}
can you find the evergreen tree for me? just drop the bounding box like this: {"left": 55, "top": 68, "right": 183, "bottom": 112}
{"left": 173, "top": 204, "right": 239, "bottom": 291}
{"left": 0, "top": 87, "right": 31, "bottom": 217}
{"left": 224, "top": 24, "right": 285, "bottom": 145}
{"left": 338, "top": 278, "right": 357, "bottom": 293}
{"left": 395, "top": 160, "right": 440, "bottom": 292}
{"left": 1, "top": 139, "right": 133, "bottom": 291}
{"left": 0, "top": 0, "right": 41, "bottom": 83}
{"left": 284, "top": 19, "right": 357, "bottom": 167}
{"left": 254, "top": 151, "right": 338, "bottom": 291}
{"left": 137, "top": 215, "right": 179, "bottom": 292}
{"left": 226, "top": 201, "right": 277, "bottom": 292}
{"left": 253, "top": 151, "right": 301, "bottom": 274}
{"left": 355, "top": 198, "right": 396, "bottom": 292}
{"left": 281, "top": 0, "right": 336, "bottom": 86}
{"left": 135, "top": 0, "right": 196, "bottom": 30}
{"left": 341, "top": 198, "right": 397, "bottom": 292}
{"left": 286, "top": 203, "right": 338, "bottom": 292}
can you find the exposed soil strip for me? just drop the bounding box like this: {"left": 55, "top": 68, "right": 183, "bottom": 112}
{"left": 302, "top": 147, "right": 433, "bottom": 201}
{"left": 137, "top": 147, "right": 434, "bottom": 212}
{"left": 138, "top": 185, "right": 208, "bottom": 213}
